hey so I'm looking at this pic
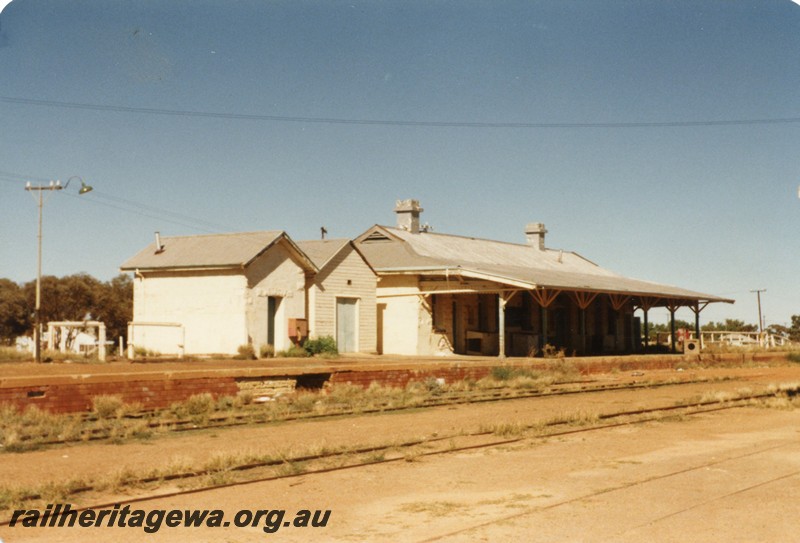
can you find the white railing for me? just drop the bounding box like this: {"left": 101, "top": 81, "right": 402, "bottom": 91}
{"left": 700, "top": 331, "right": 788, "bottom": 348}
{"left": 656, "top": 330, "right": 790, "bottom": 349}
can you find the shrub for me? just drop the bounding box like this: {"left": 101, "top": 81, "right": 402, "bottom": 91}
{"left": 92, "top": 395, "right": 125, "bottom": 419}
{"left": 259, "top": 344, "right": 275, "bottom": 358}
{"left": 788, "top": 352, "right": 800, "bottom": 364}
{"left": 542, "top": 344, "right": 566, "bottom": 359}
{"left": 235, "top": 344, "right": 256, "bottom": 360}
{"left": 491, "top": 366, "right": 515, "bottom": 381}
{"left": 172, "top": 393, "right": 215, "bottom": 422}
{"left": 303, "top": 336, "right": 338, "bottom": 356}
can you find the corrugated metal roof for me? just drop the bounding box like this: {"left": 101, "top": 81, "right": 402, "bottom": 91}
{"left": 356, "top": 226, "right": 732, "bottom": 303}
{"left": 120, "top": 231, "right": 286, "bottom": 270}
{"left": 296, "top": 239, "right": 351, "bottom": 270}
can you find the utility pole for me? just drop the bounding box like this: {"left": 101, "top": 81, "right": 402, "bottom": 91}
{"left": 750, "top": 289, "right": 766, "bottom": 333}
{"left": 25, "top": 178, "right": 93, "bottom": 363}
{"left": 26, "top": 182, "right": 61, "bottom": 363}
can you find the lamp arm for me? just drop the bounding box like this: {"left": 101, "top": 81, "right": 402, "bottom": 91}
{"left": 61, "top": 176, "right": 93, "bottom": 195}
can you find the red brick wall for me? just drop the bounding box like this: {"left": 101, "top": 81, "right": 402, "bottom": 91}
{"left": 0, "top": 377, "right": 239, "bottom": 414}
{"left": 0, "top": 352, "right": 788, "bottom": 414}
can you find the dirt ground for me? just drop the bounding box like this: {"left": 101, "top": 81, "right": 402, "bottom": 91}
{"left": 2, "top": 365, "right": 800, "bottom": 542}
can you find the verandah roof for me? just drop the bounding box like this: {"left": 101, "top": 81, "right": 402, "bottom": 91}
{"left": 356, "top": 226, "right": 733, "bottom": 306}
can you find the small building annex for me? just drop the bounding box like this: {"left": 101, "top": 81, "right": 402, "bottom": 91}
{"left": 120, "top": 231, "right": 316, "bottom": 357}
{"left": 354, "top": 200, "right": 734, "bottom": 357}
{"left": 296, "top": 238, "right": 377, "bottom": 354}
{"left": 120, "top": 231, "right": 378, "bottom": 357}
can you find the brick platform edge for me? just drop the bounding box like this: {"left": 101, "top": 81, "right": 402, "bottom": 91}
{"left": 0, "top": 377, "right": 241, "bottom": 414}
{"left": 0, "top": 352, "right": 790, "bottom": 414}
{"left": 327, "top": 352, "right": 790, "bottom": 388}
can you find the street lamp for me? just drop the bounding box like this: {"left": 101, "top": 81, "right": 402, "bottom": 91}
{"left": 25, "top": 176, "right": 93, "bottom": 363}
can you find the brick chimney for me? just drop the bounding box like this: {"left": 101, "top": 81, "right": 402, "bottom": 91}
{"left": 394, "top": 199, "right": 424, "bottom": 234}
{"left": 525, "top": 223, "right": 547, "bottom": 250}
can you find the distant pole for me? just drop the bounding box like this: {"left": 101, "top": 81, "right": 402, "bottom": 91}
{"left": 750, "top": 289, "right": 766, "bottom": 333}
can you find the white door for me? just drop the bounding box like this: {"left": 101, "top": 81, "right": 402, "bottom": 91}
{"left": 336, "top": 298, "right": 358, "bottom": 353}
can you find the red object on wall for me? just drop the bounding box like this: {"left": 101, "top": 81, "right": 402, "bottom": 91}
{"left": 288, "top": 318, "right": 308, "bottom": 338}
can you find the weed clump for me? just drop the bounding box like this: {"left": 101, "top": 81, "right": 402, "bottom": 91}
{"left": 172, "top": 393, "right": 215, "bottom": 423}
{"left": 235, "top": 344, "right": 257, "bottom": 360}
{"left": 259, "top": 344, "right": 275, "bottom": 358}
{"left": 276, "top": 346, "right": 309, "bottom": 358}
{"left": 92, "top": 395, "right": 125, "bottom": 419}
{"left": 303, "top": 336, "right": 338, "bottom": 357}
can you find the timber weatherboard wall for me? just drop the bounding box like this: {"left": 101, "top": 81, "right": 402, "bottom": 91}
{"left": 303, "top": 242, "right": 378, "bottom": 353}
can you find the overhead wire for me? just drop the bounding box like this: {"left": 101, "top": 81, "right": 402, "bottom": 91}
{"left": 2, "top": 96, "right": 799, "bottom": 129}
{"left": 87, "top": 189, "right": 234, "bottom": 232}
{"left": 58, "top": 189, "right": 234, "bottom": 233}
{"left": 0, "top": 169, "right": 52, "bottom": 183}
{"left": 1, "top": 168, "right": 234, "bottom": 234}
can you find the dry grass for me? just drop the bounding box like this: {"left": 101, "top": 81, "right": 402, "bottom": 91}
{"left": 478, "top": 421, "right": 527, "bottom": 437}
{"left": 0, "top": 365, "right": 674, "bottom": 453}
{"left": 0, "top": 347, "right": 104, "bottom": 364}
{"left": 0, "top": 347, "right": 31, "bottom": 362}
{"left": 3, "top": 378, "right": 793, "bottom": 515}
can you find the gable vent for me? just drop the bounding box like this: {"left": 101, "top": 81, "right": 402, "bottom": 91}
{"left": 363, "top": 231, "right": 391, "bottom": 243}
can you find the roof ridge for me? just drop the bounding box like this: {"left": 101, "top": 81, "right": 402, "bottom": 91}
{"left": 296, "top": 238, "right": 351, "bottom": 243}
{"left": 159, "top": 230, "right": 283, "bottom": 240}
{"left": 383, "top": 225, "right": 571, "bottom": 251}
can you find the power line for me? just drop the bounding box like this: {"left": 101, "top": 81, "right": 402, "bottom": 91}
{"left": 88, "top": 189, "right": 234, "bottom": 232}
{"left": 61, "top": 191, "right": 226, "bottom": 234}
{"left": 2, "top": 96, "right": 799, "bottom": 129}
{"left": 0, "top": 169, "right": 51, "bottom": 183}
{"left": 2, "top": 168, "right": 235, "bottom": 234}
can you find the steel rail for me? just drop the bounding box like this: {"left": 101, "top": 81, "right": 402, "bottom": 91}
{"left": 0, "top": 389, "right": 783, "bottom": 525}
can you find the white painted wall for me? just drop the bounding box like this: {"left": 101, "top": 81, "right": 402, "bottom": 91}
{"left": 375, "top": 275, "right": 430, "bottom": 355}
{"left": 131, "top": 270, "right": 247, "bottom": 355}
{"left": 245, "top": 241, "right": 308, "bottom": 353}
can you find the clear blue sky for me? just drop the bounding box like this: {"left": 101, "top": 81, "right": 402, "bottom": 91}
{"left": 1, "top": 0, "right": 798, "bottom": 328}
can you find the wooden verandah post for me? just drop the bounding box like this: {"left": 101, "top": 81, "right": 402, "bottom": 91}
{"left": 530, "top": 288, "right": 561, "bottom": 353}
{"left": 608, "top": 294, "right": 631, "bottom": 352}
{"left": 635, "top": 297, "right": 659, "bottom": 352}
{"left": 498, "top": 291, "right": 519, "bottom": 358}
{"left": 570, "top": 291, "right": 599, "bottom": 355}
{"left": 664, "top": 299, "right": 683, "bottom": 353}
{"left": 690, "top": 301, "right": 709, "bottom": 348}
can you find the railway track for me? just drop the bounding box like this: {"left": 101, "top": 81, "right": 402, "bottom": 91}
{"left": 8, "top": 374, "right": 735, "bottom": 449}
{"left": 2, "top": 383, "right": 792, "bottom": 523}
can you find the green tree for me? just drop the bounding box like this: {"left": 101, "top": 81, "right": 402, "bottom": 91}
{"left": 785, "top": 315, "right": 800, "bottom": 342}
{"left": 0, "top": 279, "right": 29, "bottom": 344}
{"left": 24, "top": 273, "right": 102, "bottom": 323}
{"left": 95, "top": 274, "right": 133, "bottom": 342}
{"left": 18, "top": 273, "right": 133, "bottom": 345}
{"left": 702, "top": 319, "right": 757, "bottom": 332}
{"left": 645, "top": 320, "right": 693, "bottom": 339}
